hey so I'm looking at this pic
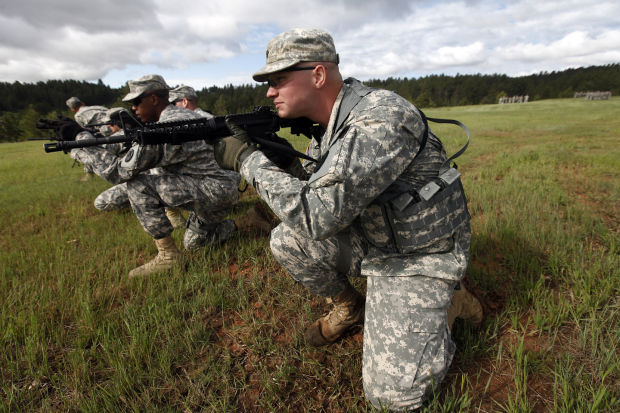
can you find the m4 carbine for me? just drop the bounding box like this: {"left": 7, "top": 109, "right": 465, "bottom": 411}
{"left": 34, "top": 116, "right": 96, "bottom": 142}
{"left": 42, "top": 107, "right": 322, "bottom": 162}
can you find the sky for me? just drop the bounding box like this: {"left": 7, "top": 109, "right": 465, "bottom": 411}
{"left": 1, "top": 0, "right": 619, "bottom": 90}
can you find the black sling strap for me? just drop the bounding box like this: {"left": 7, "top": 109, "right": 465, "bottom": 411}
{"left": 425, "top": 115, "right": 471, "bottom": 171}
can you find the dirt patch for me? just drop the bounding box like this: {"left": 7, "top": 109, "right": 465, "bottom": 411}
{"left": 558, "top": 164, "right": 619, "bottom": 233}
{"left": 447, "top": 313, "right": 590, "bottom": 412}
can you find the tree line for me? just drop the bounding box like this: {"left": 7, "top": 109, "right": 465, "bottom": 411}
{"left": 1, "top": 63, "right": 618, "bottom": 142}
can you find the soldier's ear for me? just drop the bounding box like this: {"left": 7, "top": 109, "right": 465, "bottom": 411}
{"left": 312, "top": 64, "right": 328, "bottom": 89}
{"left": 151, "top": 94, "right": 164, "bottom": 106}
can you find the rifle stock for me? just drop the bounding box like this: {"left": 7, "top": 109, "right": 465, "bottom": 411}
{"left": 43, "top": 106, "right": 321, "bottom": 162}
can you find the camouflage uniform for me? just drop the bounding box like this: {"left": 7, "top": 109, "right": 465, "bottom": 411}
{"left": 94, "top": 182, "right": 129, "bottom": 211}
{"left": 193, "top": 107, "right": 213, "bottom": 118}
{"left": 71, "top": 104, "right": 240, "bottom": 248}
{"left": 72, "top": 105, "right": 108, "bottom": 176}
{"left": 241, "top": 77, "right": 471, "bottom": 410}
{"left": 74, "top": 105, "right": 109, "bottom": 128}
{"left": 92, "top": 122, "right": 134, "bottom": 211}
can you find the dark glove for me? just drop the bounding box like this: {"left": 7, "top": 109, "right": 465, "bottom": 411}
{"left": 259, "top": 133, "right": 297, "bottom": 169}
{"left": 214, "top": 118, "right": 258, "bottom": 171}
{"left": 35, "top": 117, "right": 85, "bottom": 141}
{"left": 57, "top": 119, "right": 85, "bottom": 141}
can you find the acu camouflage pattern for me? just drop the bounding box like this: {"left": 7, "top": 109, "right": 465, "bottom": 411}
{"left": 168, "top": 84, "right": 198, "bottom": 101}
{"left": 122, "top": 74, "right": 169, "bottom": 102}
{"left": 269, "top": 223, "right": 368, "bottom": 297}
{"left": 240, "top": 78, "right": 471, "bottom": 410}
{"left": 94, "top": 183, "right": 129, "bottom": 211}
{"left": 363, "top": 275, "right": 457, "bottom": 411}
{"left": 71, "top": 105, "right": 237, "bottom": 183}
{"left": 74, "top": 105, "right": 109, "bottom": 128}
{"left": 71, "top": 104, "right": 240, "bottom": 243}
{"left": 253, "top": 28, "right": 339, "bottom": 82}
{"left": 242, "top": 78, "right": 470, "bottom": 277}
{"left": 193, "top": 107, "right": 214, "bottom": 119}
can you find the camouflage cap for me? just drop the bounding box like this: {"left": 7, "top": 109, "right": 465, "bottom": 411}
{"left": 253, "top": 28, "right": 339, "bottom": 82}
{"left": 122, "top": 74, "right": 170, "bottom": 102}
{"left": 169, "top": 85, "right": 198, "bottom": 102}
{"left": 65, "top": 96, "right": 83, "bottom": 109}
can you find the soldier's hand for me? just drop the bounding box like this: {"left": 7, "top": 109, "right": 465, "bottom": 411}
{"left": 260, "top": 134, "right": 296, "bottom": 169}
{"left": 58, "top": 120, "right": 86, "bottom": 141}
{"left": 214, "top": 118, "right": 258, "bottom": 171}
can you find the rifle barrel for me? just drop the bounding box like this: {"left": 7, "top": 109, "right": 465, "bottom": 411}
{"left": 44, "top": 135, "right": 131, "bottom": 153}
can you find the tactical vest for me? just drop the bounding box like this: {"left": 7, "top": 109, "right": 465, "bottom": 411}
{"left": 335, "top": 79, "right": 471, "bottom": 254}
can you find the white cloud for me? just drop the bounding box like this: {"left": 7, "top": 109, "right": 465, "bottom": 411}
{"left": 497, "top": 30, "right": 620, "bottom": 63}
{"left": 0, "top": 0, "right": 618, "bottom": 87}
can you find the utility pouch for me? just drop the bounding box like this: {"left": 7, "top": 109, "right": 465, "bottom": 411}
{"left": 360, "top": 178, "right": 470, "bottom": 254}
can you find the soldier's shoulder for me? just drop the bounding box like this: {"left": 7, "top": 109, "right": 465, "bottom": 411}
{"left": 159, "top": 105, "right": 201, "bottom": 122}
{"left": 353, "top": 89, "right": 418, "bottom": 125}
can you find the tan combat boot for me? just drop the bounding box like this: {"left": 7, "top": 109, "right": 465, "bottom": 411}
{"left": 165, "top": 208, "right": 186, "bottom": 229}
{"left": 447, "top": 282, "right": 484, "bottom": 329}
{"left": 128, "top": 236, "right": 181, "bottom": 278}
{"left": 234, "top": 203, "right": 277, "bottom": 234}
{"left": 305, "top": 284, "right": 365, "bottom": 346}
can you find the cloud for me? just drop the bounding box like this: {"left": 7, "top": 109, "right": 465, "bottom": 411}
{"left": 0, "top": 0, "right": 618, "bottom": 86}
{"left": 498, "top": 30, "right": 620, "bottom": 62}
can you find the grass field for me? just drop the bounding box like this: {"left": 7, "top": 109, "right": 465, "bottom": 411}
{"left": 1, "top": 97, "right": 618, "bottom": 412}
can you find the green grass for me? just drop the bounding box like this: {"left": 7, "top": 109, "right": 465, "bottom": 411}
{"left": 1, "top": 97, "right": 619, "bottom": 412}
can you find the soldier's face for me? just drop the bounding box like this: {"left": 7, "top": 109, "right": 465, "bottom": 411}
{"left": 265, "top": 67, "right": 316, "bottom": 119}
{"left": 132, "top": 94, "right": 158, "bottom": 122}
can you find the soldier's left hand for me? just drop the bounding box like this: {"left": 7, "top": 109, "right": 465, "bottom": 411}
{"left": 57, "top": 119, "right": 85, "bottom": 141}
{"left": 214, "top": 118, "right": 258, "bottom": 171}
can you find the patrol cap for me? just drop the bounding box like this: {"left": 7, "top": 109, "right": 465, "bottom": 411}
{"left": 66, "top": 96, "right": 83, "bottom": 109}
{"left": 169, "top": 85, "right": 198, "bottom": 102}
{"left": 122, "top": 74, "right": 170, "bottom": 102}
{"left": 253, "top": 28, "right": 339, "bottom": 82}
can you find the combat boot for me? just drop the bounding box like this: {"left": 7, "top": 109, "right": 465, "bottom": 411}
{"left": 447, "top": 282, "right": 484, "bottom": 329}
{"left": 234, "top": 203, "right": 276, "bottom": 234}
{"left": 305, "top": 284, "right": 365, "bottom": 347}
{"left": 165, "top": 208, "right": 186, "bottom": 229}
{"left": 128, "top": 236, "right": 181, "bottom": 278}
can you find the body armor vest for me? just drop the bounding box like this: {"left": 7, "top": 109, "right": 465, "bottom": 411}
{"left": 334, "top": 80, "right": 471, "bottom": 254}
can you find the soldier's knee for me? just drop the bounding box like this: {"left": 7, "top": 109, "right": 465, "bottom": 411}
{"left": 269, "top": 224, "right": 284, "bottom": 251}
{"left": 94, "top": 195, "right": 109, "bottom": 211}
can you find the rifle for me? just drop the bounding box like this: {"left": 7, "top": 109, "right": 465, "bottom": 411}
{"left": 42, "top": 107, "right": 323, "bottom": 162}
{"left": 34, "top": 116, "right": 98, "bottom": 142}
